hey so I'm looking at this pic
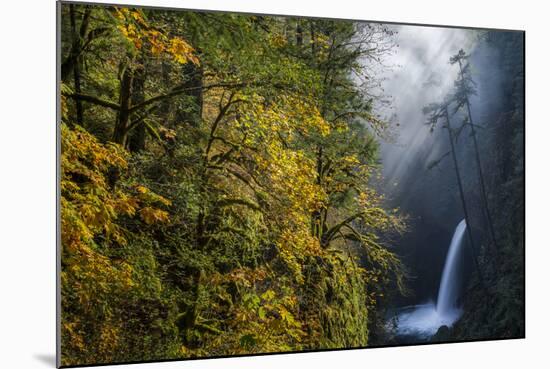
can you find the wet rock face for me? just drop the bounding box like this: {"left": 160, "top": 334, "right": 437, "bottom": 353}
{"left": 431, "top": 325, "right": 451, "bottom": 342}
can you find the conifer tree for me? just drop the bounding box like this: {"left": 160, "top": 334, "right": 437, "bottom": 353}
{"left": 450, "top": 49, "right": 499, "bottom": 258}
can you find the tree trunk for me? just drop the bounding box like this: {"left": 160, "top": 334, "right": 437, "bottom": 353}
{"left": 296, "top": 23, "right": 303, "bottom": 46}
{"left": 444, "top": 107, "right": 486, "bottom": 293}
{"left": 112, "top": 62, "right": 134, "bottom": 146}
{"left": 311, "top": 146, "right": 324, "bottom": 238}
{"left": 69, "top": 5, "right": 85, "bottom": 126}
{"left": 310, "top": 21, "right": 316, "bottom": 57}
{"left": 62, "top": 5, "right": 91, "bottom": 82}
{"left": 457, "top": 59, "right": 499, "bottom": 257}
{"left": 128, "top": 56, "right": 146, "bottom": 152}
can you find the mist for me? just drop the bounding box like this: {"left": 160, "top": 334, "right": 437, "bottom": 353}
{"left": 379, "top": 25, "right": 479, "bottom": 193}
{"left": 367, "top": 25, "right": 523, "bottom": 308}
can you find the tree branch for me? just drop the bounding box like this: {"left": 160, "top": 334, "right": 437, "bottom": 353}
{"left": 216, "top": 198, "right": 261, "bottom": 212}
{"left": 321, "top": 211, "right": 365, "bottom": 247}
{"left": 128, "top": 82, "right": 248, "bottom": 115}
{"left": 65, "top": 92, "right": 120, "bottom": 111}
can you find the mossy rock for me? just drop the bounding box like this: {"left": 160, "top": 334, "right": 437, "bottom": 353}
{"left": 431, "top": 325, "right": 451, "bottom": 342}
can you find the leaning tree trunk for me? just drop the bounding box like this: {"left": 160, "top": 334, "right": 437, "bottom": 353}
{"left": 457, "top": 59, "right": 499, "bottom": 258}
{"left": 444, "top": 107, "right": 487, "bottom": 294}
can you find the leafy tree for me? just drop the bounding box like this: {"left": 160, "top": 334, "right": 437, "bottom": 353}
{"left": 59, "top": 4, "right": 407, "bottom": 364}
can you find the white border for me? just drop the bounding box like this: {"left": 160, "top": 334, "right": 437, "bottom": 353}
{"left": 1, "top": 1, "right": 548, "bottom": 368}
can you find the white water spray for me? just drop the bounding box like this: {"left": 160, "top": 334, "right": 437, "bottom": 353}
{"left": 392, "top": 219, "right": 467, "bottom": 338}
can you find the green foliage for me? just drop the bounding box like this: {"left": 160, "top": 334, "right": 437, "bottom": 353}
{"left": 60, "top": 4, "right": 406, "bottom": 365}
{"left": 60, "top": 124, "right": 178, "bottom": 366}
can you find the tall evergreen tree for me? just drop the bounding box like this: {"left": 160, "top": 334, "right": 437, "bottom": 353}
{"left": 450, "top": 49, "right": 499, "bottom": 260}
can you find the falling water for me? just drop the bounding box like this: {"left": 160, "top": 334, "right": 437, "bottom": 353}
{"left": 392, "top": 219, "right": 466, "bottom": 338}
{"left": 436, "top": 219, "right": 467, "bottom": 314}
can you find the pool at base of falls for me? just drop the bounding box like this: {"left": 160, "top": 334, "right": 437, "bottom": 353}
{"left": 389, "top": 303, "right": 462, "bottom": 340}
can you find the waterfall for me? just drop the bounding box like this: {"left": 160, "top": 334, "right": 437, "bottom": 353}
{"left": 392, "top": 219, "right": 466, "bottom": 338}
{"left": 436, "top": 219, "right": 467, "bottom": 314}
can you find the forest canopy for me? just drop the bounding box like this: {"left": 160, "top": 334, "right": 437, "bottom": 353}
{"left": 59, "top": 4, "right": 407, "bottom": 366}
